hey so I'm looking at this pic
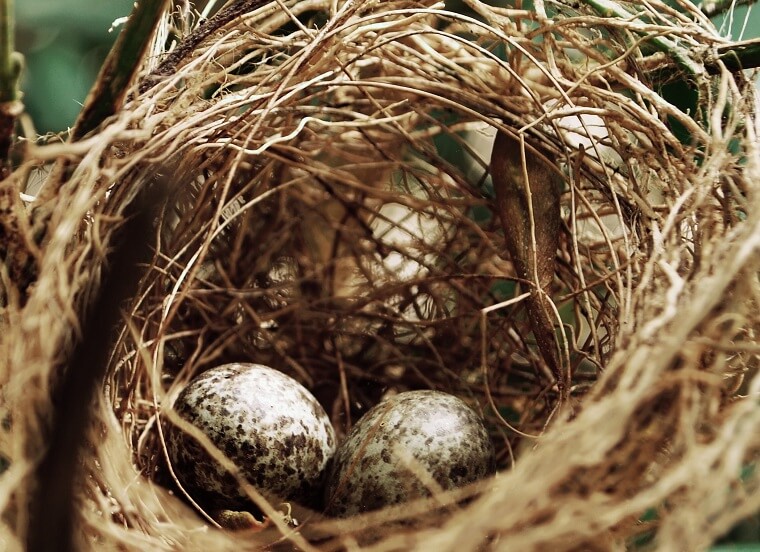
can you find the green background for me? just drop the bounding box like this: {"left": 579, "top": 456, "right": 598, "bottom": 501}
{"left": 18, "top": 0, "right": 133, "bottom": 134}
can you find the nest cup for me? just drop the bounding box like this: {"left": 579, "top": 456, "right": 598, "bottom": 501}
{"left": 2, "top": 0, "right": 758, "bottom": 549}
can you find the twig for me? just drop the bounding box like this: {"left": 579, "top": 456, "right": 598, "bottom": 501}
{"left": 643, "top": 37, "right": 760, "bottom": 80}
{"left": 700, "top": 0, "right": 758, "bottom": 18}
{"left": 72, "top": 0, "right": 169, "bottom": 140}
{"left": 713, "top": 37, "right": 760, "bottom": 72}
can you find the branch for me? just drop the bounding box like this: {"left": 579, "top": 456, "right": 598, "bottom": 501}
{"left": 700, "top": 0, "right": 758, "bottom": 19}
{"left": 72, "top": 0, "right": 169, "bottom": 141}
{"left": 713, "top": 37, "right": 760, "bottom": 72}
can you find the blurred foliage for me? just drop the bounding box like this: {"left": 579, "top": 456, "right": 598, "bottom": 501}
{"left": 17, "top": 0, "right": 133, "bottom": 133}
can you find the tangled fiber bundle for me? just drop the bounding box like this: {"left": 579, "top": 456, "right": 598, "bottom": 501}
{"left": 1, "top": 0, "right": 759, "bottom": 549}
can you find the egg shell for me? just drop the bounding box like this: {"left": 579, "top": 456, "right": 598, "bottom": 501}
{"left": 324, "top": 390, "right": 495, "bottom": 517}
{"left": 166, "top": 363, "right": 336, "bottom": 509}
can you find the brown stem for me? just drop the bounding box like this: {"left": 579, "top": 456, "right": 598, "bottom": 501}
{"left": 139, "top": 0, "right": 272, "bottom": 94}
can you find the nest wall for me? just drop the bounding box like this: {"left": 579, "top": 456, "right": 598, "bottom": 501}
{"left": 0, "top": 0, "right": 758, "bottom": 550}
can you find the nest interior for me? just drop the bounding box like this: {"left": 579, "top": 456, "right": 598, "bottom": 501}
{"left": 1, "top": 0, "right": 759, "bottom": 550}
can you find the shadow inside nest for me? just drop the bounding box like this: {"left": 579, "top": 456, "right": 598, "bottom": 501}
{"left": 104, "top": 113, "right": 613, "bottom": 529}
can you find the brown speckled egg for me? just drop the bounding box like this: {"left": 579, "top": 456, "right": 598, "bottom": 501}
{"left": 324, "top": 390, "right": 494, "bottom": 517}
{"left": 166, "top": 363, "right": 336, "bottom": 508}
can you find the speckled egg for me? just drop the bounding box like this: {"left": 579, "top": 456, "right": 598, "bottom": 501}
{"left": 324, "top": 390, "right": 495, "bottom": 517}
{"left": 166, "top": 363, "right": 336, "bottom": 508}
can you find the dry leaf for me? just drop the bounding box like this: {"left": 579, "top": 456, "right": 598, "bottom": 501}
{"left": 490, "top": 130, "right": 564, "bottom": 392}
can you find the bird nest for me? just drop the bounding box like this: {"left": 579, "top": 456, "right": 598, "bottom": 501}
{"left": 1, "top": 0, "right": 759, "bottom": 550}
